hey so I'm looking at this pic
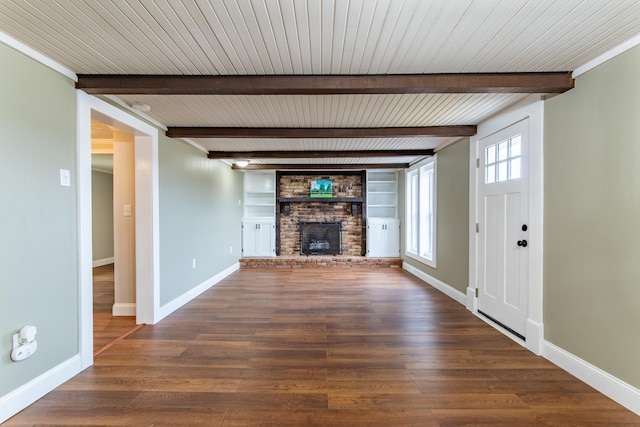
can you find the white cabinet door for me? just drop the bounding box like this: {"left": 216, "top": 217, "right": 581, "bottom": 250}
{"left": 242, "top": 220, "right": 275, "bottom": 257}
{"left": 385, "top": 219, "right": 400, "bottom": 257}
{"left": 367, "top": 218, "right": 400, "bottom": 257}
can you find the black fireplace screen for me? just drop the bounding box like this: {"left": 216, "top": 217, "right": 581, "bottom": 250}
{"left": 300, "top": 221, "right": 342, "bottom": 255}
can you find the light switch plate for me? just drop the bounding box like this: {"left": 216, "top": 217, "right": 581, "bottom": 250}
{"left": 60, "top": 169, "right": 70, "bottom": 187}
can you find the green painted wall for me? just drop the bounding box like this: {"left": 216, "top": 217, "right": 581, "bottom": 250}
{"left": 544, "top": 45, "right": 640, "bottom": 388}
{"left": 400, "top": 138, "right": 470, "bottom": 294}
{"left": 0, "top": 43, "right": 78, "bottom": 395}
{"left": 158, "top": 136, "right": 243, "bottom": 305}
{"left": 91, "top": 170, "right": 114, "bottom": 262}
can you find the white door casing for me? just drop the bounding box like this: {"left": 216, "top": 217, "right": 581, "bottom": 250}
{"left": 468, "top": 95, "right": 544, "bottom": 355}
{"left": 78, "top": 92, "right": 160, "bottom": 369}
{"left": 477, "top": 119, "right": 529, "bottom": 337}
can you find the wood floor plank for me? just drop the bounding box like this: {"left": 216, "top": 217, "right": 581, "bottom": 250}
{"left": 5, "top": 268, "right": 638, "bottom": 426}
{"left": 92, "top": 264, "right": 136, "bottom": 353}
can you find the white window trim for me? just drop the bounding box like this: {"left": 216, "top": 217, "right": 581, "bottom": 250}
{"left": 405, "top": 155, "right": 437, "bottom": 268}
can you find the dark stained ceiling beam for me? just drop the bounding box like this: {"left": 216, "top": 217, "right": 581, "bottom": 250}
{"left": 168, "top": 126, "right": 476, "bottom": 139}
{"left": 76, "top": 72, "right": 574, "bottom": 95}
{"left": 209, "top": 150, "right": 434, "bottom": 159}
{"left": 231, "top": 163, "right": 409, "bottom": 170}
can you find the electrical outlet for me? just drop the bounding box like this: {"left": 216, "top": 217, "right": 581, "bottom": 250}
{"left": 192, "top": 258, "right": 196, "bottom": 269}
{"left": 229, "top": 246, "right": 233, "bottom": 254}
{"left": 11, "top": 341, "right": 37, "bottom": 361}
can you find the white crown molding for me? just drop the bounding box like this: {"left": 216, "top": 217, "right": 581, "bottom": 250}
{"left": 573, "top": 33, "right": 640, "bottom": 78}
{"left": 0, "top": 30, "right": 76, "bottom": 81}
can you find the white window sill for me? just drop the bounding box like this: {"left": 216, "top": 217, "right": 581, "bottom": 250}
{"left": 406, "top": 251, "right": 436, "bottom": 268}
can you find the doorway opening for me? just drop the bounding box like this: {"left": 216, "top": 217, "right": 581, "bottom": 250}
{"left": 78, "top": 92, "right": 160, "bottom": 368}
{"left": 90, "top": 120, "right": 138, "bottom": 355}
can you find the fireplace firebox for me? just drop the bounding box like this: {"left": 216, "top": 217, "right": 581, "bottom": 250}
{"left": 300, "top": 221, "right": 342, "bottom": 255}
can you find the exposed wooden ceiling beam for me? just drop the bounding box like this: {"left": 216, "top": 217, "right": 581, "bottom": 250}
{"left": 231, "top": 163, "right": 409, "bottom": 170}
{"left": 209, "top": 150, "right": 433, "bottom": 159}
{"left": 168, "top": 126, "right": 476, "bottom": 139}
{"left": 77, "top": 72, "right": 574, "bottom": 95}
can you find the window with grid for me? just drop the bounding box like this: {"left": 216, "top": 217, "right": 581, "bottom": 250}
{"left": 485, "top": 135, "right": 521, "bottom": 184}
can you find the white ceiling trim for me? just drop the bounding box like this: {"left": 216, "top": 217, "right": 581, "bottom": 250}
{"left": 573, "top": 33, "right": 640, "bottom": 77}
{"left": 0, "top": 29, "right": 76, "bottom": 81}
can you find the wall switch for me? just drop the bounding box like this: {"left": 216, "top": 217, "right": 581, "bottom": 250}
{"left": 60, "top": 169, "right": 70, "bottom": 186}
{"left": 192, "top": 258, "right": 196, "bottom": 269}
{"left": 123, "top": 204, "right": 131, "bottom": 217}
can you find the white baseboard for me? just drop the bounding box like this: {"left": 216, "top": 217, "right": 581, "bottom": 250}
{"left": 543, "top": 341, "right": 640, "bottom": 416}
{"left": 158, "top": 262, "right": 239, "bottom": 321}
{"left": 0, "top": 355, "right": 81, "bottom": 424}
{"left": 402, "top": 262, "right": 466, "bottom": 305}
{"left": 112, "top": 303, "right": 136, "bottom": 316}
{"left": 92, "top": 257, "right": 114, "bottom": 268}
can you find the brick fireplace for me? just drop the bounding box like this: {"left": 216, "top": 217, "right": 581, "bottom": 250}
{"left": 276, "top": 171, "right": 366, "bottom": 256}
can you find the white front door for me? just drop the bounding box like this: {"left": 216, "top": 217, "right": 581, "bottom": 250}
{"left": 477, "top": 119, "right": 529, "bottom": 337}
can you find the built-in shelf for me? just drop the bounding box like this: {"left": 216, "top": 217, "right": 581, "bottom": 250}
{"left": 244, "top": 171, "right": 276, "bottom": 219}
{"left": 367, "top": 170, "right": 398, "bottom": 219}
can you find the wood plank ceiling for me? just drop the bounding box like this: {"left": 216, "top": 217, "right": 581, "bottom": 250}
{"left": 1, "top": 0, "right": 640, "bottom": 168}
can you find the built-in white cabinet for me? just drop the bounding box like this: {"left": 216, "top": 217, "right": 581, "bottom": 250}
{"left": 367, "top": 218, "right": 400, "bottom": 257}
{"left": 242, "top": 171, "right": 276, "bottom": 257}
{"left": 366, "top": 171, "right": 399, "bottom": 257}
{"left": 367, "top": 170, "right": 398, "bottom": 218}
{"left": 242, "top": 219, "right": 276, "bottom": 257}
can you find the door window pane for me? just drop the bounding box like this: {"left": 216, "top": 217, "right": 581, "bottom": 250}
{"left": 510, "top": 136, "right": 521, "bottom": 157}
{"left": 486, "top": 145, "right": 496, "bottom": 164}
{"left": 498, "top": 140, "right": 508, "bottom": 161}
{"left": 497, "top": 161, "right": 508, "bottom": 182}
{"left": 486, "top": 164, "right": 496, "bottom": 184}
{"left": 509, "top": 158, "right": 521, "bottom": 179}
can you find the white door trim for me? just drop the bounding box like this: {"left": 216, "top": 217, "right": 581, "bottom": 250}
{"left": 77, "top": 92, "right": 160, "bottom": 370}
{"left": 468, "top": 95, "right": 544, "bottom": 355}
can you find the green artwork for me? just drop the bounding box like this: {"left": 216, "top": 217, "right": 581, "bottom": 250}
{"left": 310, "top": 180, "right": 332, "bottom": 198}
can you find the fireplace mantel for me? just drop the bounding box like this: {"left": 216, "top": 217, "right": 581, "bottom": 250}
{"left": 277, "top": 197, "right": 363, "bottom": 203}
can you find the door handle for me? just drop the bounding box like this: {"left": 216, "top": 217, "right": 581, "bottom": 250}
{"left": 517, "top": 240, "right": 528, "bottom": 247}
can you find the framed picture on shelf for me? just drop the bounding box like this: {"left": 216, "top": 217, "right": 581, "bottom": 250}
{"left": 310, "top": 180, "right": 332, "bottom": 198}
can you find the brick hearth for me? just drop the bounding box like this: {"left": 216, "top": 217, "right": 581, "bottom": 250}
{"left": 240, "top": 256, "right": 402, "bottom": 269}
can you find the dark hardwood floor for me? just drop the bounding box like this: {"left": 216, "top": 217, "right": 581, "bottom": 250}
{"left": 6, "top": 268, "right": 639, "bottom": 426}
{"left": 92, "top": 264, "right": 136, "bottom": 354}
